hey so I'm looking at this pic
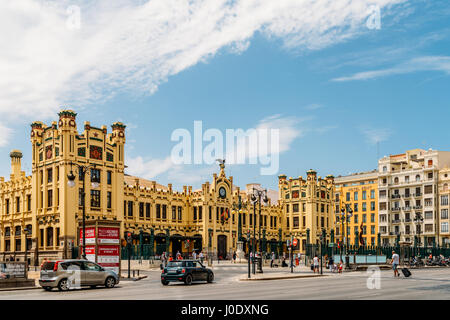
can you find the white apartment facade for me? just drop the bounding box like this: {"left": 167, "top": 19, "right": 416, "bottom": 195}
{"left": 378, "top": 149, "right": 450, "bottom": 246}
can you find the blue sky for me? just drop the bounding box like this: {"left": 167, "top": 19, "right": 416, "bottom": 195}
{"left": 1, "top": 0, "right": 450, "bottom": 191}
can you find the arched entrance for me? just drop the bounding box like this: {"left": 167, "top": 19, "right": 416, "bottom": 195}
{"left": 217, "top": 235, "right": 227, "bottom": 260}
{"left": 155, "top": 233, "right": 166, "bottom": 256}
{"left": 171, "top": 234, "right": 183, "bottom": 256}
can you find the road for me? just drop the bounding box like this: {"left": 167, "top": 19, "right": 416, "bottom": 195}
{"left": 2, "top": 265, "right": 450, "bottom": 300}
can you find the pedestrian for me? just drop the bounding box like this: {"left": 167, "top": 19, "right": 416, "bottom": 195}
{"left": 329, "top": 255, "right": 334, "bottom": 273}
{"left": 338, "top": 260, "right": 343, "bottom": 274}
{"left": 161, "top": 251, "right": 166, "bottom": 268}
{"left": 313, "top": 255, "right": 319, "bottom": 274}
{"left": 193, "top": 250, "right": 197, "bottom": 260}
{"left": 271, "top": 252, "right": 275, "bottom": 268}
{"left": 199, "top": 251, "right": 204, "bottom": 264}
{"left": 233, "top": 251, "right": 237, "bottom": 263}
{"left": 391, "top": 251, "right": 400, "bottom": 277}
{"left": 168, "top": 254, "right": 173, "bottom": 262}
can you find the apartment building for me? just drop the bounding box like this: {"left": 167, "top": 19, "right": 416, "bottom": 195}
{"left": 334, "top": 170, "right": 378, "bottom": 247}
{"left": 378, "top": 149, "right": 450, "bottom": 246}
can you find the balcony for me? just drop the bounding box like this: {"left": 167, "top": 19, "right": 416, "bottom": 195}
{"left": 402, "top": 206, "right": 411, "bottom": 211}
{"left": 389, "top": 231, "right": 400, "bottom": 236}
{"left": 413, "top": 205, "right": 423, "bottom": 210}
{"left": 392, "top": 207, "right": 401, "bottom": 212}
{"left": 402, "top": 194, "right": 411, "bottom": 198}
{"left": 412, "top": 193, "right": 422, "bottom": 197}
{"left": 404, "top": 218, "right": 412, "bottom": 223}
{"left": 391, "top": 194, "right": 401, "bottom": 199}
{"left": 392, "top": 219, "right": 401, "bottom": 224}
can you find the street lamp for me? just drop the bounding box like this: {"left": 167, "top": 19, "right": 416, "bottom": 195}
{"left": 338, "top": 203, "right": 353, "bottom": 270}
{"left": 251, "top": 187, "right": 268, "bottom": 274}
{"left": 67, "top": 162, "right": 100, "bottom": 259}
{"left": 23, "top": 226, "right": 31, "bottom": 271}
{"left": 414, "top": 212, "right": 424, "bottom": 252}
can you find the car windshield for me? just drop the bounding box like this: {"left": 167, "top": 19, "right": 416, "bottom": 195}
{"left": 167, "top": 261, "right": 183, "bottom": 267}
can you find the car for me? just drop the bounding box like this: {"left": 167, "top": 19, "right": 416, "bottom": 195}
{"left": 39, "top": 259, "right": 120, "bottom": 291}
{"left": 161, "top": 260, "right": 214, "bottom": 285}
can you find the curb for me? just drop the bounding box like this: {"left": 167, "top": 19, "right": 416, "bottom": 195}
{"left": 120, "top": 275, "right": 148, "bottom": 281}
{"left": 239, "top": 274, "right": 327, "bottom": 281}
{"left": 0, "top": 286, "right": 39, "bottom": 292}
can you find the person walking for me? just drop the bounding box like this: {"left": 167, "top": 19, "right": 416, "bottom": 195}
{"left": 199, "top": 251, "right": 204, "bottom": 264}
{"left": 161, "top": 252, "right": 167, "bottom": 268}
{"left": 193, "top": 250, "right": 197, "bottom": 260}
{"left": 232, "top": 251, "right": 237, "bottom": 263}
{"left": 391, "top": 251, "right": 400, "bottom": 277}
{"left": 313, "top": 255, "right": 319, "bottom": 274}
{"left": 270, "top": 252, "right": 275, "bottom": 268}
{"left": 328, "top": 255, "right": 334, "bottom": 273}
{"left": 338, "top": 260, "right": 343, "bottom": 274}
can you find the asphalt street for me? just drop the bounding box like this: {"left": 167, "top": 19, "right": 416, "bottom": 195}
{"left": 1, "top": 265, "right": 450, "bottom": 300}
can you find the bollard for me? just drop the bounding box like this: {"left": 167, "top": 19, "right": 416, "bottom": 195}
{"left": 133, "top": 270, "right": 135, "bottom": 277}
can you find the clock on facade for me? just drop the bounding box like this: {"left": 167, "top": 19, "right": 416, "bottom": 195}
{"left": 219, "top": 187, "right": 226, "bottom": 198}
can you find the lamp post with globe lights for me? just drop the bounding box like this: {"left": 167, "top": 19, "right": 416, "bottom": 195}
{"left": 67, "top": 162, "right": 100, "bottom": 259}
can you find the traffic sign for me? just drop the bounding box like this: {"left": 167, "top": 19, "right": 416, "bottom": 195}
{"left": 293, "top": 239, "right": 298, "bottom": 247}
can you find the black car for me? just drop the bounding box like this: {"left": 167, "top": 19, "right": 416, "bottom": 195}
{"left": 161, "top": 260, "right": 214, "bottom": 285}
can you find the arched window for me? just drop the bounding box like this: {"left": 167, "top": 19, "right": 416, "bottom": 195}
{"left": 394, "top": 177, "right": 399, "bottom": 184}
{"left": 383, "top": 166, "right": 387, "bottom": 172}
{"left": 416, "top": 175, "right": 421, "bottom": 182}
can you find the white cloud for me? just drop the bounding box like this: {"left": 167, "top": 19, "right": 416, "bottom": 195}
{"left": 125, "top": 155, "right": 174, "bottom": 180}
{"left": 304, "top": 103, "right": 323, "bottom": 111}
{"left": 0, "top": 0, "right": 406, "bottom": 125}
{"left": 332, "top": 56, "right": 450, "bottom": 81}
{"left": 0, "top": 123, "right": 13, "bottom": 147}
{"left": 361, "top": 127, "right": 392, "bottom": 144}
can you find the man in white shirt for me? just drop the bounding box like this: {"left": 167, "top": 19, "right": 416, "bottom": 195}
{"left": 313, "top": 255, "right": 319, "bottom": 274}
{"left": 391, "top": 251, "right": 400, "bottom": 277}
{"left": 193, "top": 251, "right": 197, "bottom": 260}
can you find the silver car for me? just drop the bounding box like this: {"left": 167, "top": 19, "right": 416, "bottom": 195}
{"left": 39, "top": 259, "right": 120, "bottom": 291}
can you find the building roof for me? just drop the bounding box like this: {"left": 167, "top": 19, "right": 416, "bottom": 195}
{"left": 124, "top": 174, "right": 168, "bottom": 191}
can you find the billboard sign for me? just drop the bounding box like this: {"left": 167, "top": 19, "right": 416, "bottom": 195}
{"left": 98, "top": 227, "right": 120, "bottom": 244}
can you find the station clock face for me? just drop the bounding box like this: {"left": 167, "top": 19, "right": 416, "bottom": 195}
{"left": 219, "top": 187, "right": 226, "bottom": 198}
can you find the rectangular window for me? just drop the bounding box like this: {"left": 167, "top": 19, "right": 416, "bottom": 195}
{"left": 156, "top": 204, "right": 161, "bottom": 219}
{"left": 6, "top": 199, "right": 9, "bottom": 214}
{"left": 441, "top": 222, "right": 449, "bottom": 233}
{"left": 162, "top": 205, "right": 167, "bottom": 220}
{"left": 286, "top": 216, "right": 289, "bottom": 228}
{"left": 172, "top": 206, "right": 176, "bottom": 221}
{"left": 354, "top": 192, "right": 358, "bottom": 201}
{"left": 379, "top": 202, "right": 387, "bottom": 210}
{"left": 425, "top": 224, "right": 433, "bottom": 232}
{"left": 79, "top": 189, "right": 83, "bottom": 206}
{"left": 46, "top": 228, "right": 53, "bottom": 247}
{"left": 303, "top": 216, "right": 305, "bottom": 227}
{"left": 371, "top": 226, "right": 375, "bottom": 234}
{"left": 354, "top": 203, "right": 358, "bottom": 212}
{"left": 354, "top": 215, "right": 358, "bottom": 224}
{"left": 321, "top": 204, "right": 324, "bottom": 213}
{"left": 199, "top": 206, "right": 203, "bottom": 221}
{"left": 16, "top": 196, "right": 20, "bottom": 213}
{"left": 379, "top": 190, "right": 386, "bottom": 198}
{"left": 362, "top": 202, "right": 367, "bottom": 212}
{"left": 91, "top": 190, "right": 100, "bottom": 208}
{"left": 209, "top": 206, "right": 212, "bottom": 221}
{"left": 292, "top": 204, "right": 299, "bottom": 212}
{"left": 362, "top": 214, "right": 367, "bottom": 223}
{"left": 193, "top": 207, "right": 197, "bottom": 221}
{"left": 362, "top": 191, "right": 366, "bottom": 200}
{"left": 286, "top": 204, "right": 290, "bottom": 213}
{"left": 425, "top": 198, "right": 433, "bottom": 207}
{"left": 47, "top": 190, "right": 53, "bottom": 208}
{"left": 107, "top": 171, "right": 112, "bottom": 185}
{"left": 91, "top": 168, "right": 101, "bottom": 184}
{"left": 441, "top": 209, "right": 449, "bottom": 219}
{"left": 139, "top": 202, "right": 144, "bottom": 218}
{"left": 321, "top": 217, "right": 324, "bottom": 228}
{"left": 371, "top": 201, "right": 375, "bottom": 211}
{"left": 128, "top": 201, "right": 133, "bottom": 217}
{"left": 441, "top": 195, "right": 449, "bottom": 206}
{"left": 424, "top": 185, "right": 433, "bottom": 194}
{"left": 425, "top": 211, "right": 433, "bottom": 220}
{"left": 40, "top": 229, "right": 44, "bottom": 247}
{"left": 178, "top": 206, "right": 182, "bottom": 221}
{"left": 371, "top": 190, "right": 375, "bottom": 199}
{"left": 293, "top": 217, "right": 299, "bottom": 228}
{"left": 346, "top": 192, "right": 350, "bottom": 201}
{"left": 371, "top": 213, "right": 375, "bottom": 223}
{"left": 146, "top": 203, "right": 151, "bottom": 218}
{"left": 47, "top": 168, "right": 53, "bottom": 183}
{"left": 107, "top": 191, "right": 112, "bottom": 209}
{"left": 27, "top": 195, "right": 31, "bottom": 211}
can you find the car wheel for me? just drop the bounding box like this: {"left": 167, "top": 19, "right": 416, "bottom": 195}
{"left": 105, "top": 277, "right": 116, "bottom": 289}
{"left": 161, "top": 279, "right": 169, "bottom": 286}
{"left": 184, "top": 274, "right": 193, "bottom": 285}
{"left": 58, "top": 279, "right": 69, "bottom": 291}
{"left": 43, "top": 287, "right": 52, "bottom": 291}
{"left": 207, "top": 273, "right": 214, "bottom": 283}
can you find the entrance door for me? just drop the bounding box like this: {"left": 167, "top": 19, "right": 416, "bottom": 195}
{"left": 172, "top": 238, "right": 182, "bottom": 256}
{"left": 217, "top": 235, "right": 227, "bottom": 260}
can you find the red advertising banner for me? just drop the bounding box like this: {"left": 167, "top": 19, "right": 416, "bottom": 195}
{"left": 79, "top": 227, "right": 96, "bottom": 244}
{"left": 97, "top": 227, "right": 120, "bottom": 244}
{"left": 85, "top": 245, "right": 96, "bottom": 263}
{"left": 97, "top": 245, "right": 120, "bottom": 274}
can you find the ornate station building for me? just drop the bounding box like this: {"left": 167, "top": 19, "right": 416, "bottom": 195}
{"left": 0, "top": 110, "right": 335, "bottom": 264}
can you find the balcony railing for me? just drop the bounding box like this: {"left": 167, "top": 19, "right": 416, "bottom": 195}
{"left": 392, "top": 207, "right": 401, "bottom": 212}
{"left": 391, "top": 194, "right": 401, "bottom": 199}
{"left": 392, "top": 219, "right": 401, "bottom": 224}
{"left": 402, "top": 207, "right": 411, "bottom": 211}
{"left": 413, "top": 205, "right": 423, "bottom": 210}
{"left": 404, "top": 218, "right": 412, "bottom": 222}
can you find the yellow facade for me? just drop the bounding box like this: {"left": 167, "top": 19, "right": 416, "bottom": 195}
{"left": 278, "top": 170, "right": 335, "bottom": 252}
{"left": 334, "top": 171, "right": 379, "bottom": 246}
{"left": 0, "top": 110, "right": 344, "bottom": 264}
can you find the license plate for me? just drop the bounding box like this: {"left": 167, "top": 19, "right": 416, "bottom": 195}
{"left": 168, "top": 270, "right": 177, "bottom": 274}
{"left": 41, "top": 274, "right": 49, "bottom": 279}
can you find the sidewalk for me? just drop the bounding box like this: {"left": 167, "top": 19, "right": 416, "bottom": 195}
{"left": 239, "top": 265, "right": 328, "bottom": 281}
